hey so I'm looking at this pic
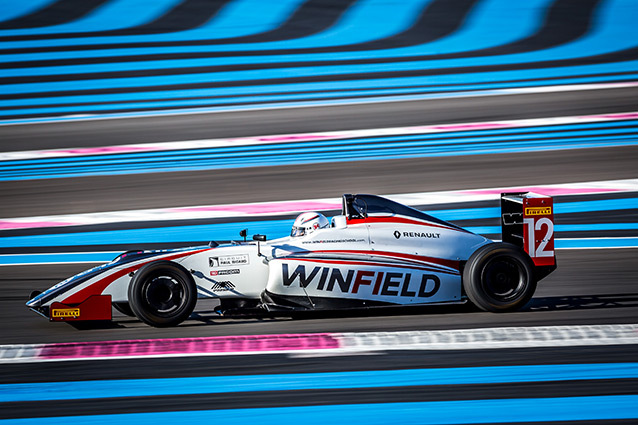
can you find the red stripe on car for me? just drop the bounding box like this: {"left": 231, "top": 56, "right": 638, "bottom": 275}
{"left": 62, "top": 248, "right": 211, "bottom": 304}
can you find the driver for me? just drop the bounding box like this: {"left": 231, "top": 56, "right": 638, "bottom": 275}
{"left": 291, "top": 212, "right": 329, "bottom": 237}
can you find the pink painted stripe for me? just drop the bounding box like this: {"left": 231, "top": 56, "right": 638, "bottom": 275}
{"left": 599, "top": 112, "right": 638, "bottom": 120}
{"left": 3, "top": 111, "right": 636, "bottom": 162}
{"left": 39, "top": 135, "right": 338, "bottom": 157}
{"left": 39, "top": 333, "right": 341, "bottom": 360}
{"left": 253, "top": 134, "right": 336, "bottom": 142}
{"left": 460, "top": 187, "right": 624, "bottom": 196}
{"left": 1, "top": 181, "right": 633, "bottom": 231}
{"left": 41, "top": 146, "right": 154, "bottom": 156}
{"left": 173, "top": 201, "right": 341, "bottom": 214}
{"left": 0, "top": 221, "right": 76, "bottom": 229}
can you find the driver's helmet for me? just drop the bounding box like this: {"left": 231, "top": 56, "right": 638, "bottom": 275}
{"left": 291, "top": 212, "right": 329, "bottom": 237}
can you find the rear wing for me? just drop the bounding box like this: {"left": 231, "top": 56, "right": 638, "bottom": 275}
{"left": 501, "top": 192, "right": 556, "bottom": 280}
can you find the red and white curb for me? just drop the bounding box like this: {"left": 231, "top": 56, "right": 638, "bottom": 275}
{"left": 1, "top": 324, "right": 637, "bottom": 363}
{"left": 1, "top": 179, "right": 636, "bottom": 231}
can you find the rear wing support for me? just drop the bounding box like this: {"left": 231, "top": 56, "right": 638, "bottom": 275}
{"left": 501, "top": 192, "right": 557, "bottom": 281}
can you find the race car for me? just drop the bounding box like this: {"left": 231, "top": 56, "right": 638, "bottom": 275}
{"left": 27, "top": 192, "right": 556, "bottom": 327}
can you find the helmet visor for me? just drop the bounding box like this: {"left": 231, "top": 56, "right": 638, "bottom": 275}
{"left": 291, "top": 226, "right": 306, "bottom": 237}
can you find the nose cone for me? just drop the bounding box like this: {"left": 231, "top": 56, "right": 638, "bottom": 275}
{"left": 26, "top": 291, "right": 43, "bottom": 307}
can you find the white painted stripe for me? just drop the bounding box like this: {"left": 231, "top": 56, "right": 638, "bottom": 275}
{"left": 501, "top": 82, "right": 638, "bottom": 95}
{"left": 1, "top": 82, "right": 637, "bottom": 127}
{"left": 0, "top": 345, "right": 42, "bottom": 362}
{"left": 1, "top": 324, "right": 636, "bottom": 363}
{"left": 1, "top": 179, "right": 636, "bottom": 231}
{"left": 336, "top": 324, "right": 638, "bottom": 353}
{"left": 0, "top": 110, "right": 636, "bottom": 161}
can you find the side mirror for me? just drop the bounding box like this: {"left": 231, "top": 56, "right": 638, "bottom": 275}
{"left": 253, "top": 234, "right": 266, "bottom": 258}
{"left": 239, "top": 229, "right": 247, "bottom": 241}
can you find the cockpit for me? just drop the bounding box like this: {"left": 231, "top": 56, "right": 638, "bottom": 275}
{"left": 341, "top": 194, "right": 463, "bottom": 230}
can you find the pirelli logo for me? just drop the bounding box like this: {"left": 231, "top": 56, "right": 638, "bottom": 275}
{"left": 525, "top": 206, "right": 552, "bottom": 216}
{"left": 51, "top": 308, "right": 80, "bottom": 318}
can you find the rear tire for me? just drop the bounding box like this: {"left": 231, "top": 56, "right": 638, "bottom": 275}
{"left": 128, "top": 261, "right": 197, "bottom": 327}
{"left": 463, "top": 243, "right": 536, "bottom": 312}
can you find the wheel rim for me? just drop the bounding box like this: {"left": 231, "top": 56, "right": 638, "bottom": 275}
{"left": 480, "top": 255, "right": 527, "bottom": 302}
{"left": 141, "top": 273, "right": 188, "bottom": 316}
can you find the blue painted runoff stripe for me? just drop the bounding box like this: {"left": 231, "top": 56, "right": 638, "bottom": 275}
{"left": 2, "top": 72, "right": 637, "bottom": 126}
{"left": 435, "top": 197, "right": 638, "bottom": 220}
{"left": 0, "top": 0, "right": 543, "bottom": 58}
{"left": 5, "top": 121, "right": 637, "bottom": 167}
{"left": 0, "top": 0, "right": 306, "bottom": 47}
{"left": 0, "top": 396, "right": 637, "bottom": 424}
{"left": 1, "top": 363, "right": 637, "bottom": 403}
{"left": 0, "top": 252, "right": 121, "bottom": 265}
{"left": 555, "top": 197, "right": 638, "bottom": 214}
{"left": 1, "top": 135, "right": 637, "bottom": 181}
{"left": 0, "top": 199, "right": 636, "bottom": 248}
{"left": 1, "top": 0, "right": 634, "bottom": 76}
{"left": 4, "top": 55, "right": 637, "bottom": 97}
{"left": 556, "top": 237, "right": 638, "bottom": 249}
{"left": 0, "top": 0, "right": 55, "bottom": 23}
{"left": 0, "top": 74, "right": 636, "bottom": 120}
{"left": 1, "top": 238, "right": 636, "bottom": 265}
{"left": 0, "top": 220, "right": 288, "bottom": 248}
{"left": 0, "top": 216, "right": 635, "bottom": 250}
{"left": 1, "top": 67, "right": 635, "bottom": 110}
{"left": 0, "top": 0, "right": 430, "bottom": 52}
{"left": 0, "top": 0, "right": 183, "bottom": 37}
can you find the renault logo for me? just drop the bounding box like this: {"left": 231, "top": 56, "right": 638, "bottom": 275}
{"left": 394, "top": 231, "right": 401, "bottom": 239}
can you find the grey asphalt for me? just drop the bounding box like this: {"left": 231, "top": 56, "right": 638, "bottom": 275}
{"left": 1, "top": 1, "right": 637, "bottom": 418}
{"left": 2, "top": 249, "right": 636, "bottom": 344}
{"left": 2, "top": 87, "right": 637, "bottom": 151}
{"left": 1, "top": 87, "right": 637, "bottom": 217}
{"left": 0, "top": 87, "right": 636, "bottom": 344}
{"left": 1, "top": 247, "right": 637, "bottom": 417}
{"left": 0, "top": 84, "right": 636, "bottom": 418}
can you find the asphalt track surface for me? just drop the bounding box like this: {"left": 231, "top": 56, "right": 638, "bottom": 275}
{"left": 1, "top": 0, "right": 637, "bottom": 421}
{"left": 1, "top": 248, "right": 636, "bottom": 345}
{"left": 0, "top": 90, "right": 638, "bottom": 423}
{"left": 1, "top": 346, "right": 638, "bottom": 422}
{"left": 0, "top": 86, "right": 637, "bottom": 411}
{"left": 2, "top": 87, "right": 638, "bottom": 216}
{"left": 0, "top": 85, "right": 635, "bottom": 422}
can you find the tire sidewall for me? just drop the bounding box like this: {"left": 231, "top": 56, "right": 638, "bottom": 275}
{"left": 112, "top": 301, "right": 135, "bottom": 317}
{"left": 463, "top": 243, "right": 536, "bottom": 312}
{"left": 128, "top": 261, "right": 197, "bottom": 327}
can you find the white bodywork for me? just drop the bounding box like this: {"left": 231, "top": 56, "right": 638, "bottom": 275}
{"left": 28, "top": 196, "right": 491, "bottom": 312}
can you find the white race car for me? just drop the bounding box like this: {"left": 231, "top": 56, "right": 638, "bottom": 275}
{"left": 27, "top": 193, "right": 556, "bottom": 327}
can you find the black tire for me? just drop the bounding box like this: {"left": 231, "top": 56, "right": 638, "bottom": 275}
{"left": 463, "top": 243, "right": 536, "bottom": 312}
{"left": 128, "top": 261, "right": 197, "bottom": 327}
{"left": 112, "top": 302, "right": 135, "bottom": 317}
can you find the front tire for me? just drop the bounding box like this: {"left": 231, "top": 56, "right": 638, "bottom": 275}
{"left": 463, "top": 243, "right": 536, "bottom": 312}
{"left": 128, "top": 261, "right": 197, "bottom": 327}
{"left": 112, "top": 302, "right": 134, "bottom": 317}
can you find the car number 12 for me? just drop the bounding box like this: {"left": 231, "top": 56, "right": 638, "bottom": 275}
{"left": 523, "top": 217, "right": 554, "bottom": 258}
